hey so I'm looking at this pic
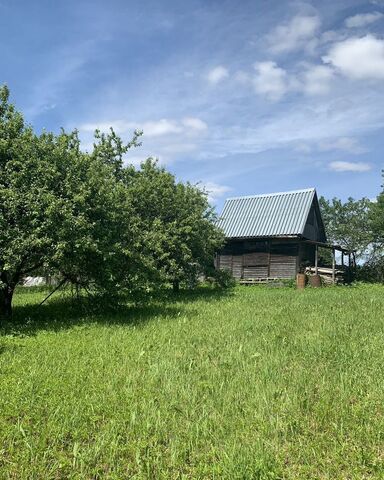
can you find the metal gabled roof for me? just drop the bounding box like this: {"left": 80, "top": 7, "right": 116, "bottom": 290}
{"left": 217, "top": 188, "right": 316, "bottom": 238}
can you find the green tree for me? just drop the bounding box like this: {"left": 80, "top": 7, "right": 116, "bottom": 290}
{"left": 370, "top": 171, "right": 384, "bottom": 246}
{"left": 1, "top": 86, "right": 225, "bottom": 317}
{"left": 319, "top": 196, "right": 373, "bottom": 261}
{"left": 124, "top": 159, "right": 224, "bottom": 291}
{"left": 0, "top": 85, "right": 58, "bottom": 317}
{"left": 0, "top": 86, "right": 140, "bottom": 318}
{"left": 367, "top": 171, "right": 384, "bottom": 281}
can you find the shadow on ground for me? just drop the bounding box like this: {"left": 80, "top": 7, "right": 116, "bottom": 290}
{"left": 156, "top": 286, "right": 234, "bottom": 304}
{"left": 1, "top": 287, "right": 234, "bottom": 337}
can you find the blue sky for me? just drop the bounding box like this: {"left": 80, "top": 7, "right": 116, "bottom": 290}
{"left": 1, "top": 0, "right": 384, "bottom": 210}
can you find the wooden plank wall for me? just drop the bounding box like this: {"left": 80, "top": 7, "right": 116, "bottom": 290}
{"left": 243, "top": 252, "right": 269, "bottom": 279}
{"left": 232, "top": 255, "right": 243, "bottom": 279}
{"left": 269, "top": 254, "right": 296, "bottom": 278}
{"left": 218, "top": 241, "right": 298, "bottom": 279}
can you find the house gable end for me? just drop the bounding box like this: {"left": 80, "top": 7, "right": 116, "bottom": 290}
{"left": 302, "top": 192, "right": 327, "bottom": 242}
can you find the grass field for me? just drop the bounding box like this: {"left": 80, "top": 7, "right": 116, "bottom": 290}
{"left": 1, "top": 285, "right": 384, "bottom": 479}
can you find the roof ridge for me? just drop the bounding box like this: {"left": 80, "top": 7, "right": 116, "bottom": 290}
{"left": 226, "top": 187, "right": 315, "bottom": 201}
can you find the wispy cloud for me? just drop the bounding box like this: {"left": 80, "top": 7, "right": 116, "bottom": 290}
{"left": 294, "top": 137, "right": 367, "bottom": 155}
{"left": 253, "top": 61, "right": 288, "bottom": 101}
{"left": 301, "top": 65, "right": 335, "bottom": 95}
{"left": 206, "top": 66, "right": 229, "bottom": 84}
{"left": 182, "top": 117, "right": 208, "bottom": 131}
{"left": 318, "top": 137, "right": 367, "bottom": 154}
{"left": 267, "top": 14, "right": 321, "bottom": 54}
{"left": 199, "top": 181, "right": 232, "bottom": 203}
{"left": 25, "top": 41, "right": 96, "bottom": 118}
{"left": 329, "top": 161, "right": 371, "bottom": 172}
{"left": 80, "top": 117, "right": 207, "bottom": 138}
{"left": 345, "top": 11, "right": 384, "bottom": 28}
{"left": 78, "top": 116, "right": 209, "bottom": 167}
{"left": 212, "top": 92, "right": 384, "bottom": 157}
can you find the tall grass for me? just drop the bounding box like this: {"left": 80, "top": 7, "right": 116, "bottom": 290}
{"left": 1, "top": 285, "right": 384, "bottom": 479}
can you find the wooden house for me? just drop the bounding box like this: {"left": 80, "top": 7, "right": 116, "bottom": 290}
{"left": 216, "top": 188, "right": 349, "bottom": 282}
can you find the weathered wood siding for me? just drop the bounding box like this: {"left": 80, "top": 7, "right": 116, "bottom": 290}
{"left": 232, "top": 255, "right": 243, "bottom": 278}
{"left": 269, "top": 244, "right": 298, "bottom": 279}
{"left": 217, "top": 240, "right": 299, "bottom": 279}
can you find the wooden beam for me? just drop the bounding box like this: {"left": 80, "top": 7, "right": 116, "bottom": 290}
{"left": 267, "top": 239, "right": 271, "bottom": 278}
{"left": 332, "top": 248, "right": 336, "bottom": 284}
{"left": 315, "top": 244, "right": 318, "bottom": 275}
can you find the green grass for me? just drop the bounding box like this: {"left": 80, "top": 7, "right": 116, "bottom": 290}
{"left": 1, "top": 285, "right": 384, "bottom": 479}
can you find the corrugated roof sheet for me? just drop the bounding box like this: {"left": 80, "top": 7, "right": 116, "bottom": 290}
{"left": 217, "top": 188, "right": 316, "bottom": 238}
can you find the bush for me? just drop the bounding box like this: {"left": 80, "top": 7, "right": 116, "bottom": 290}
{"left": 355, "top": 259, "right": 384, "bottom": 283}
{"left": 206, "top": 268, "right": 236, "bottom": 288}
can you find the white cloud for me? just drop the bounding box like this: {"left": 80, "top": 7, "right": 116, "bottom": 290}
{"left": 323, "top": 35, "right": 384, "bottom": 79}
{"left": 253, "top": 61, "right": 288, "bottom": 101}
{"left": 80, "top": 119, "right": 181, "bottom": 136}
{"left": 302, "top": 65, "right": 335, "bottom": 95}
{"left": 80, "top": 117, "right": 208, "bottom": 138}
{"left": 199, "top": 181, "right": 232, "bottom": 203}
{"left": 345, "top": 11, "right": 384, "bottom": 28}
{"left": 207, "top": 66, "right": 229, "bottom": 84}
{"left": 267, "top": 14, "right": 321, "bottom": 54}
{"left": 182, "top": 117, "right": 208, "bottom": 131}
{"left": 319, "top": 137, "right": 367, "bottom": 154}
{"left": 140, "top": 119, "right": 183, "bottom": 136}
{"left": 329, "top": 161, "right": 371, "bottom": 172}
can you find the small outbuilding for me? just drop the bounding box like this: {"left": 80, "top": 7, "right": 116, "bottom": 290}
{"left": 216, "top": 188, "right": 352, "bottom": 283}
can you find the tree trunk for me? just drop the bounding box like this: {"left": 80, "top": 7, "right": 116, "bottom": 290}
{"left": 0, "top": 285, "right": 14, "bottom": 319}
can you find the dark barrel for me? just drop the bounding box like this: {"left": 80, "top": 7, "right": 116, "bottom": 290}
{"left": 309, "top": 274, "right": 322, "bottom": 287}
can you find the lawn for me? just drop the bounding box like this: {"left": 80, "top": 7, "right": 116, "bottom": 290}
{"left": 1, "top": 285, "right": 384, "bottom": 479}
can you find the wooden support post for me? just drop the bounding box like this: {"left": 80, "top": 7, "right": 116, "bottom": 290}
{"left": 341, "top": 251, "right": 344, "bottom": 268}
{"left": 315, "top": 244, "right": 318, "bottom": 275}
{"left": 267, "top": 240, "right": 271, "bottom": 278}
{"left": 332, "top": 248, "right": 336, "bottom": 284}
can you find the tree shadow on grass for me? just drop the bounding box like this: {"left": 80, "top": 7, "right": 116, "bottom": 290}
{"left": 1, "top": 300, "right": 185, "bottom": 337}
{"left": 1, "top": 286, "right": 234, "bottom": 337}
{"left": 156, "top": 285, "right": 234, "bottom": 305}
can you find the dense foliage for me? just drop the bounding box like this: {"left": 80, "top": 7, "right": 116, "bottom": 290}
{"left": 319, "top": 180, "right": 384, "bottom": 282}
{"left": 370, "top": 174, "right": 384, "bottom": 247}
{"left": 124, "top": 160, "right": 224, "bottom": 291}
{"left": 319, "top": 196, "right": 372, "bottom": 261}
{"left": 0, "top": 86, "right": 224, "bottom": 317}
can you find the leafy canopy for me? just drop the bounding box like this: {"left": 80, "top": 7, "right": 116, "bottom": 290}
{"left": 319, "top": 196, "right": 373, "bottom": 260}
{"left": 0, "top": 85, "right": 224, "bottom": 317}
